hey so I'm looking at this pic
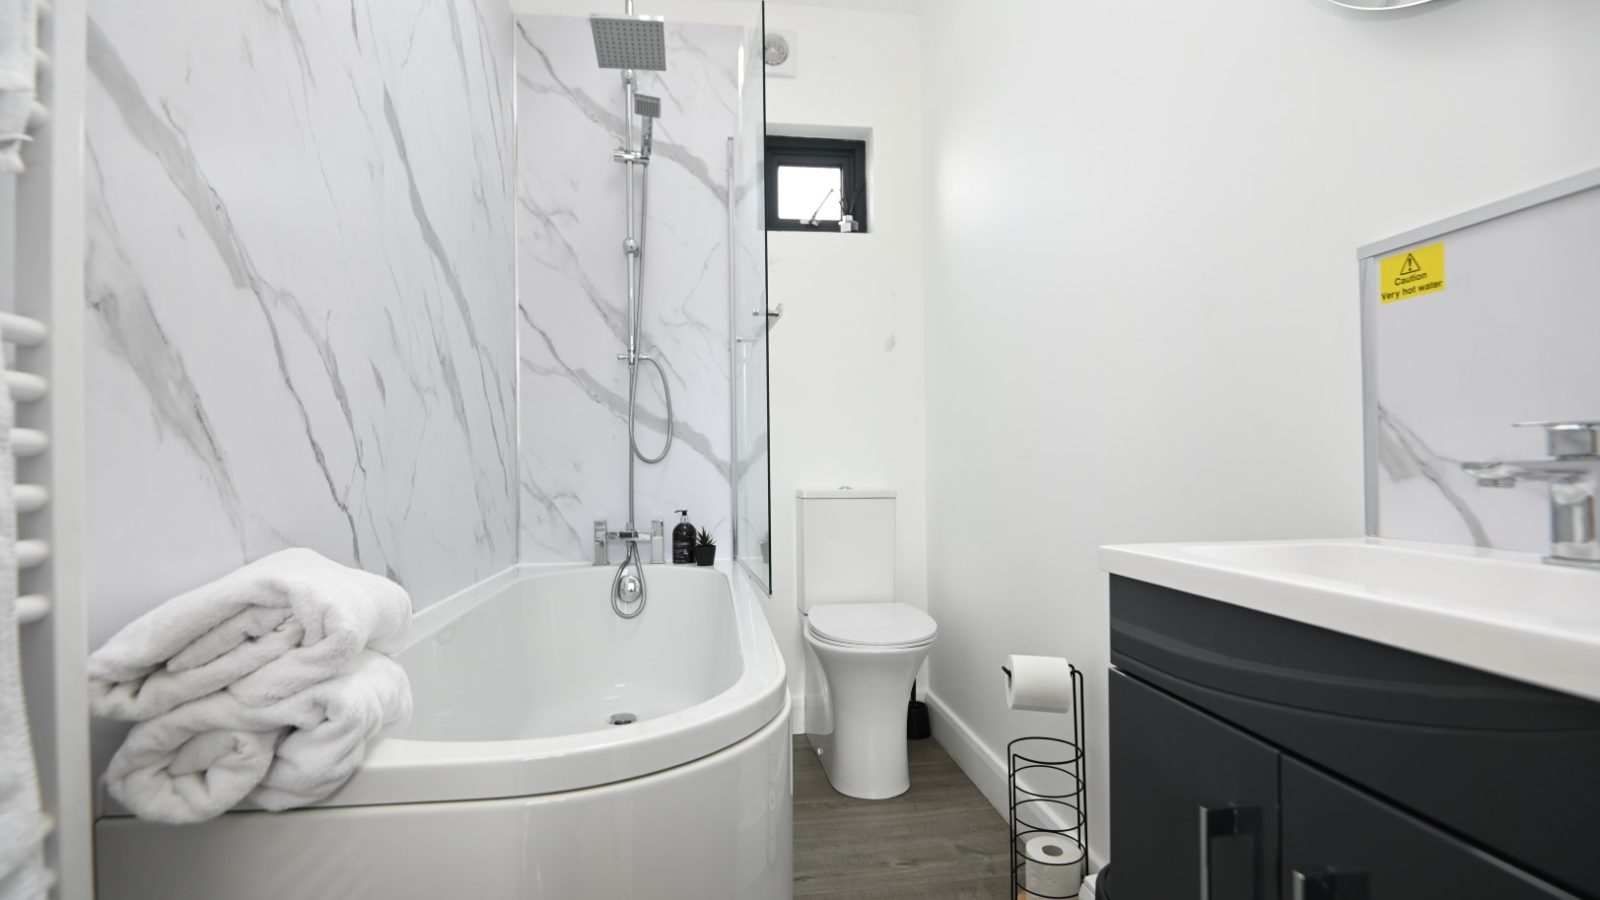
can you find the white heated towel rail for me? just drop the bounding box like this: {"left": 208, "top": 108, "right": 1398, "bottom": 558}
{"left": 7, "top": 311, "right": 52, "bottom": 623}
{"left": 8, "top": 0, "right": 92, "bottom": 894}
{"left": 5, "top": 316, "right": 53, "bottom": 589}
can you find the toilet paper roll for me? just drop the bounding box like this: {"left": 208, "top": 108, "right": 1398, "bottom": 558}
{"left": 1005, "top": 655, "right": 1075, "bottom": 713}
{"left": 1022, "top": 833, "right": 1084, "bottom": 899}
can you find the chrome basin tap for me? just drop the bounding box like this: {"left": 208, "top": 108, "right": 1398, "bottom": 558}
{"left": 1463, "top": 421, "right": 1600, "bottom": 568}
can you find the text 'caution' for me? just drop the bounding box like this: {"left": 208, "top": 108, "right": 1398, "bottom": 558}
{"left": 1380, "top": 243, "right": 1446, "bottom": 304}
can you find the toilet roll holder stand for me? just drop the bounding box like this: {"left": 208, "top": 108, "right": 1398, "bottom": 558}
{"left": 1003, "top": 664, "right": 1088, "bottom": 900}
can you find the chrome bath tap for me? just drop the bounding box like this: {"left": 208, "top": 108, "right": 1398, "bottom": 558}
{"left": 592, "top": 519, "right": 665, "bottom": 567}
{"left": 1463, "top": 421, "right": 1600, "bottom": 568}
{"left": 594, "top": 518, "right": 665, "bottom": 619}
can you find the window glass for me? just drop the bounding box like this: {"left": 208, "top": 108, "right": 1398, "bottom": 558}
{"left": 776, "top": 166, "right": 842, "bottom": 222}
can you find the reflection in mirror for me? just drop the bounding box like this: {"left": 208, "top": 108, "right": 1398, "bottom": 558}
{"left": 1324, "top": 0, "right": 1444, "bottom": 8}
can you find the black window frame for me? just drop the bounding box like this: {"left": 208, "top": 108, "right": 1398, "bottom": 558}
{"left": 764, "top": 136, "right": 867, "bottom": 233}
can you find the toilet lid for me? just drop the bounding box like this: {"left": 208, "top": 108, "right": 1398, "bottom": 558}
{"left": 807, "top": 603, "right": 937, "bottom": 647}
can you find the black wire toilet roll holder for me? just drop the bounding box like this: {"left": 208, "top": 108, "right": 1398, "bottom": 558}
{"left": 1002, "top": 663, "right": 1088, "bottom": 899}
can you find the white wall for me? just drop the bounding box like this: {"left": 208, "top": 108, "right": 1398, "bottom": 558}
{"left": 763, "top": 2, "right": 928, "bottom": 728}
{"left": 918, "top": 0, "right": 1600, "bottom": 867}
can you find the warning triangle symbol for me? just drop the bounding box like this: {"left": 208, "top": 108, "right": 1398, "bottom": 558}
{"left": 1399, "top": 254, "right": 1421, "bottom": 276}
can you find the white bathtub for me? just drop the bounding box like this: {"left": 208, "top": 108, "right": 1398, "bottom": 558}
{"left": 96, "top": 563, "right": 793, "bottom": 900}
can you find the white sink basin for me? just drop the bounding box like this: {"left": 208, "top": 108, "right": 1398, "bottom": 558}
{"left": 1100, "top": 538, "right": 1600, "bottom": 703}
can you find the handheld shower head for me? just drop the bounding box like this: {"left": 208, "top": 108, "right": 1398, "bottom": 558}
{"left": 589, "top": 14, "right": 667, "bottom": 71}
{"left": 635, "top": 93, "right": 660, "bottom": 159}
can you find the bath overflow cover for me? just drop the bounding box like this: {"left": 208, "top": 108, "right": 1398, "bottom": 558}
{"left": 609, "top": 712, "right": 637, "bottom": 726}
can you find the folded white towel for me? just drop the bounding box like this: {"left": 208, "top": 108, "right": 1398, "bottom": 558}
{"left": 0, "top": 0, "right": 39, "bottom": 174}
{"left": 105, "top": 651, "right": 411, "bottom": 824}
{"left": 251, "top": 653, "right": 412, "bottom": 812}
{"left": 0, "top": 330, "right": 47, "bottom": 900}
{"left": 88, "top": 548, "right": 411, "bottom": 721}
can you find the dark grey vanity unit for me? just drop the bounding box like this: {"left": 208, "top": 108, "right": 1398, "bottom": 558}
{"left": 1108, "top": 575, "right": 1600, "bottom": 900}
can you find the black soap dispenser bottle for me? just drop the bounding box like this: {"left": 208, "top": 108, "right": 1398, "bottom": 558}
{"left": 672, "top": 510, "right": 695, "bottom": 564}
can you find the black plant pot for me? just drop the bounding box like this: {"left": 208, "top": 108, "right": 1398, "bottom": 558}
{"left": 694, "top": 545, "right": 717, "bottom": 567}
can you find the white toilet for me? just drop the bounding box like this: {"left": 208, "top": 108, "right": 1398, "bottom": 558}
{"left": 798, "top": 488, "right": 937, "bottom": 800}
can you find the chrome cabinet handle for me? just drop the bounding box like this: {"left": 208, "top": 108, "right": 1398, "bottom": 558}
{"left": 1292, "top": 868, "right": 1370, "bottom": 900}
{"left": 1199, "top": 805, "right": 1262, "bottom": 900}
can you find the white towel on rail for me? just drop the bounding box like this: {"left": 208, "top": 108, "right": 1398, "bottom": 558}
{"left": 0, "top": 339, "right": 48, "bottom": 900}
{"left": 0, "top": 0, "right": 39, "bottom": 174}
{"left": 104, "top": 651, "right": 411, "bottom": 824}
{"left": 88, "top": 548, "right": 411, "bottom": 721}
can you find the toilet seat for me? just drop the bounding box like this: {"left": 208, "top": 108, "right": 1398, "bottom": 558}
{"left": 805, "top": 602, "right": 937, "bottom": 649}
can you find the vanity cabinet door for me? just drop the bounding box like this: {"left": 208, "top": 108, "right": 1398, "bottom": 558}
{"left": 1110, "top": 670, "right": 1280, "bottom": 900}
{"left": 1280, "top": 759, "right": 1582, "bottom": 900}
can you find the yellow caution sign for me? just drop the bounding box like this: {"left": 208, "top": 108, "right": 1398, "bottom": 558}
{"left": 1379, "top": 243, "right": 1446, "bottom": 304}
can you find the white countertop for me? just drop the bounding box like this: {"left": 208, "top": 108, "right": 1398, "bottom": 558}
{"left": 1100, "top": 537, "right": 1600, "bottom": 704}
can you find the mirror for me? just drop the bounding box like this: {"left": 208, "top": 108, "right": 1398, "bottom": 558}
{"left": 1325, "top": 0, "right": 1444, "bottom": 8}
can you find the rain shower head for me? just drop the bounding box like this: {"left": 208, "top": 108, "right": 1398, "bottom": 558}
{"left": 589, "top": 14, "right": 667, "bottom": 71}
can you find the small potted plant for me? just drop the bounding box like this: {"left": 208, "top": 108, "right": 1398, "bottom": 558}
{"left": 694, "top": 528, "right": 717, "bottom": 567}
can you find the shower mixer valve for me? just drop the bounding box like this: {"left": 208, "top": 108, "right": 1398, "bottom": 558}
{"left": 594, "top": 519, "right": 666, "bottom": 566}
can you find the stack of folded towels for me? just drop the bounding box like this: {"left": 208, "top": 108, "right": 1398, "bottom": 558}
{"left": 88, "top": 549, "right": 413, "bottom": 824}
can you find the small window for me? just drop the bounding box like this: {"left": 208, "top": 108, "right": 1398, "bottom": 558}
{"left": 765, "top": 136, "right": 867, "bottom": 233}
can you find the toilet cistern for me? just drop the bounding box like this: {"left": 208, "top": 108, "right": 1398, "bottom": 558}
{"left": 1463, "top": 420, "right": 1600, "bottom": 569}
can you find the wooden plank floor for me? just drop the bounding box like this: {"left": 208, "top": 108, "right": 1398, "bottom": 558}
{"left": 793, "top": 736, "right": 1012, "bottom": 900}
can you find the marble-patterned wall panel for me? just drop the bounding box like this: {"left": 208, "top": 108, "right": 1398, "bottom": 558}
{"left": 1370, "top": 182, "right": 1600, "bottom": 553}
{"left": 516, "top": 16, "right": 738, "bottom": 561}
{"left": 85, "top": 0, "right": 517, "bottom": 651}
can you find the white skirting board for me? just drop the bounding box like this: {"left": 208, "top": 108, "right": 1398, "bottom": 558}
{"left": 925, "top": 691, "right": 1106, "bottom": 873}
{"left": 924, "top": 691, "right": 1009, "bottom": 818}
